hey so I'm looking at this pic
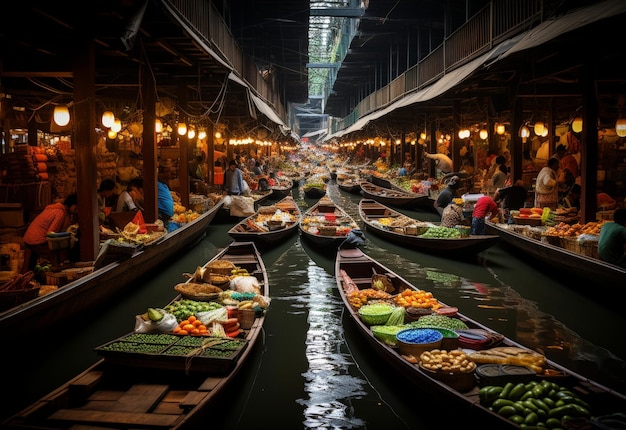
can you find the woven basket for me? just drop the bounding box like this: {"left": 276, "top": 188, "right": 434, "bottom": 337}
{"left": 579, "top": 240, "right": 599, "bottom": 259}
{"left": 206, "top": 259, "right": 236, "bottom": 275}
{"left": 560, "top": 237, "right": 579, "bottom": 253}
{"left": 45, "top": 271, "right": 67, "bottom": 286}
{"left": 542, "top": 234, "right": 562, "bottom": 247}
{"left": 238, "top": 309, "right": 256, "bottom": 329}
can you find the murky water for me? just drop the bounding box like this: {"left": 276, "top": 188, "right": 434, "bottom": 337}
{"left": 2, "top": 182, "right": 625, "bottom": 428}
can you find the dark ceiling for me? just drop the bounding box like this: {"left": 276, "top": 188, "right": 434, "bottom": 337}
{"left": 0, "top": 0, "right": 309, "bottom": 136}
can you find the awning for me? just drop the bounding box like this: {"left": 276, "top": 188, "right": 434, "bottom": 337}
{"left": 325, "top": 0, "right": 626, "bottom": 141}
{"left": 227, "top": 72, "right": 288, "bottom": 128}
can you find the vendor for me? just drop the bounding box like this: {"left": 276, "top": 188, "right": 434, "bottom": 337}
{"left": 21, "top": 193, "right": 78, "bottom": 273}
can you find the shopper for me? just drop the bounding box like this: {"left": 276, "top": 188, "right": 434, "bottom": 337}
{"left": 224, "top": 159, "right": 245, "bottom": 195}
{"left": 97, "top": 179, "right": 117, "bottom": 223}
{"left": 495, "top": 180, "right": 528, "bottom": 223}
{"left": 116, "top": 178, "right": 144, "bottom": 212}
{"left": 157, "top": 179, "right": 175, "bottom": 226}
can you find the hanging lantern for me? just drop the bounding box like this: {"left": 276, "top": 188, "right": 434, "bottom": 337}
{"left": 496, "top": 124, "right": 505, "bottom": 135}
{"left": 616, "top": 118, "right": 626, "bottom": 137}
{"left": 53, "top": 105, "right": 70, "bottom": 127}
{"left": 534, "top": 121, "right": 545, "bottom": 136}
{"left": 198, "top": 129, "right": 207, "bottom": 140}
{"left": 111, "top": 118, "right": 122, "bottom": 133}
{"left": 187, "top": 127, "right": 196, "bottom": 139}
{"left": 572, "top": 117, "right": 583, "bottom": 133}
{"left": 101, "top": 111, "right": 115, "bottom": 128}
{"left": 155, "top": 118, "right": 163, "bottom": 133}
{"left": 479, "top": 129, "right": 488, "bottom": 140}
{"left": 519, "top": 125, "right": 530, "bottom": 139}
{"left": 107, "top": 130, "right": 117, "bottom": 139}
{"left": 177, "top": 122, "right": 187, "bottom": 136}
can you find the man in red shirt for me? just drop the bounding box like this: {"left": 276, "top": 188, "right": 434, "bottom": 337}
{"left": 471, "top": 195, "right": 500, "bottom": 235}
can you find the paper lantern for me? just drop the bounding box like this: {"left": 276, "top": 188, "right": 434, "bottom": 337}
{"left": 53, "top": 105, "right": 70, "bottom": 127}
{"left": 496, "top": 124, "right": 505, "bottom": 135}
{"left": 534, "top": 121, "right": 545, "bottom": 136}
{"left": 572, "top": 117, "right": 583, "bottom": 133}
{"left": 111, "top": 118, "right": 122, "bottom": 133}
{"left": 177, "top": 122, "right": 187, "bottom": 135}
{"left": 155, "top": 118, "right": 163, "bottom": 133}
{"left": 479, "top": 129, "right": 488, "bottom": 140}
{"left": 101, "top": 111, "right": 115, "bottom": 128}
{"left": 616, "top": 118, "right": 626, "bottom": 137}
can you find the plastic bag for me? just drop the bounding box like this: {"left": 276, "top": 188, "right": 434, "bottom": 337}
{"left": 230, "top": 275, "right": 261, "bottom": 294}
{"left": 134, "top": 309, "right": 178, "bottom": 333}
{"left": 340, "top": 228, "right": 367, "bottom": 249}
{"left": 230, "top": 196, "right": 255, "bottom": 217}
{"left": 196, "top": 306, "right": 228, "bottom": 326}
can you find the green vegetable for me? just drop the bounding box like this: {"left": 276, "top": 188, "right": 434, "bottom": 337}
{"left": 385, "top": 306, "right": 406, "bottom": 326}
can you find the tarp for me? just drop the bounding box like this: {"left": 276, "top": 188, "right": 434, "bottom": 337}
{"left": 325, "top": 0, "right": 626, "bottom": 141}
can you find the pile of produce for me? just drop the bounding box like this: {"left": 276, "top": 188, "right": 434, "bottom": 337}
{"left": 479, "top": 379, "right": 593, "bottom": 428}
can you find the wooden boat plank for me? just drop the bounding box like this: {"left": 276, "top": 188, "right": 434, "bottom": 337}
{"left": 197, "top": 377, "right": 221, "bottom": 391}
{"left": 108, "top": 384, "right": 169, "bottom": 412}
{"left": 48, "top": 408, "right": 179, "bottom": 427}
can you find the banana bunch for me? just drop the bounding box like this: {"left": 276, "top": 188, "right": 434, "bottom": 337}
{"left": 231, "top": 268, "right": 249, "bottom": 277}
{"left": 238, "top": 300, "right": 254, "bottom": 310}
{"left": 373, "top": 279, "right": 385, "bottom": 291}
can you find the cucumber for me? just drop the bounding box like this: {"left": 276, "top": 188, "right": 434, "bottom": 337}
{"left": 498, "top": 405, "right": 517, "bottom": 417}
{"left": 509, "top": 382, "right": 527, "bottom": 401}
{"left": 499, "top": 382, "right": 515, "bottom": 399}
{"left": 492, "top": 399, "right": 515, "bottom": 410}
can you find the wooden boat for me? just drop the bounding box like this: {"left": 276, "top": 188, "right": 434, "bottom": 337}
{"left": 359, "top": 199, "right": 498, "bottom": 255}
{"left": 302, "top": 183, "right": 327, "bottom": 199}
{"left": 3, "top": 241, "right": 269, "bottom": 430}
{"left": 335, "top": 247, "right": 626, "bottom": 429}
{"left": 0, "top": 199, "right": 225, "bottom": 336}
{"left": 227, "top": 196, "right": 302, "bottom": 248}
{"left": 486, "top": 221, "right": 626, "bottom": 285}
{"left": 267, "top": 176, "right": 293, "bottom": 200}
{"left": 337, "top": 178, "right": 362, "bottom": 194}
{"left": 299, "top": 196, "right": 359, "bottom": 250}
{"left": 360, "top": 180, "right": 430, "bottom": 208}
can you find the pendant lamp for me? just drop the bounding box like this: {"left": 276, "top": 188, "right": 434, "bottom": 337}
{"left": 616, "top": 118, "right": 626, "bottom": 137}
{"left": 53, "top": 105, "right": 70, "bottom": 127}
{"left": 101, "top": 111, "right": 115, "bottom": 128}
{"left": 572, "top": 117, "right": 583, "bottom": 133}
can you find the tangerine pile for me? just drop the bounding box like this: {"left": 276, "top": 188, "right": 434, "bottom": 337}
{"left": 172, "top": 315, "right": 209, "bottom": 335}
{"left": 394, "top": 289, "right": 442, "bottom": 309}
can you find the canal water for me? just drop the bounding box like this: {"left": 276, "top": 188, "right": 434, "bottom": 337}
{"left": 2, "top": 183, "right": 625, "bottom": 429}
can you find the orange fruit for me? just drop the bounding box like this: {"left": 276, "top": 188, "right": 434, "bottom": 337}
{"left": 183, "top": 323, "right": 195, "bottom": 332}
{"left": 188, "top": 315, "right": 196, "bottom": 323}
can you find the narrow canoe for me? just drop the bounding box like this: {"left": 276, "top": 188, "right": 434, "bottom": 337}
{"left": 338, "top": 179, "right": 362, "bottom": 194}
{"left": 335, "top": 247, "right": 626, "bottom": 430}
{"left": 227, "top": 196, "right": 302, "bottom": 248}
{"left": 299, "top": 196, "right": 359, "bottom": 251}
{"left": 359, "top": 199, "right": 498, "bottom": 255}
{"left": 3, "top": 241, "right": 269, "bottom": 430}
{"left": 486, "top": 220, "right": 626, "bottom": 285}
{"left": 360, "top": 180, "right": 430, "bottom": 208}
{"left": 0, "top": 199, "right": 225, "bottom": 335}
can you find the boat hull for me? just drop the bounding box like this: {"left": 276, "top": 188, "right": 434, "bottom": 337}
{"left": 359, "top": 199, "right": 498, "bottom": 255}
{"left": 3, "top": 241, "right": 268, "bottom": 430}
{"left": 0, "top": 200, "right": 224, "bottom": 335}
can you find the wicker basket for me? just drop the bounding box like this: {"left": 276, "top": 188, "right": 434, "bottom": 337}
{"left": 0, "top": 286, "right": 40, "bottom": 310}
{"left": 358, "top": 303, "right": 393, "bottom": 325}
{"left": 206, "top": 259, "right": 236, "bottom": 275}
{"left": 560, "top": 237, "right": 579, "bottom": 253}
{"left": 579, "top": 240, "right": 599, "bottom": 259}
{"left": 542, "top": 234, "right": 562, "bottom": 247}
{"left": 238, "top": 309, "right": 256, "bottom": 329}
{"left": 45, "top": 271, "right": 67, "bottom": 286}
{"left": 63, "top": 267, "right": 94, "bottom": 281}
